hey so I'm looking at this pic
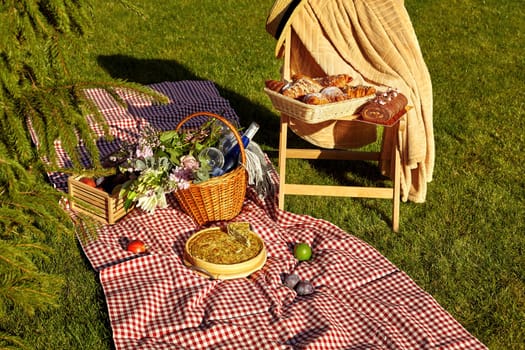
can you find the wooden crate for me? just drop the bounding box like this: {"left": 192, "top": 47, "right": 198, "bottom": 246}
{"left": 68, "top": 175, "right": 133, "bottom": 225}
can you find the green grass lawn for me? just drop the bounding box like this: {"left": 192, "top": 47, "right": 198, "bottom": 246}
{"left": 7, "top": 0, "right": 524, "bottom": 348}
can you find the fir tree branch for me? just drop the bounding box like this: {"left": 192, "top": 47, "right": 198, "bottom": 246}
{"left": 0, "top": 331, "right": 30, "bottom": 350}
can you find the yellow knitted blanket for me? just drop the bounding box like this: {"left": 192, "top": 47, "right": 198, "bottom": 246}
{"left": 274, "top": 0, "right": 434, "bottom": 203}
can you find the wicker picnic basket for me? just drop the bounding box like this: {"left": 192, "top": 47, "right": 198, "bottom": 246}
{"left": 173, "top": 112, "right": 247, "bottom": 225}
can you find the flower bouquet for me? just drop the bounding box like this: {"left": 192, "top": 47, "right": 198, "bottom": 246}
{"left": 118, "top": 117, "right": 225, "bottom": 214}
{"left": 118, "top": 112, "right": 253, "bottom": 225}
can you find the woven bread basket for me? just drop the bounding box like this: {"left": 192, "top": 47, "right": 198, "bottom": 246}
{"left": 173, "top": 112, "right": 247, "bottom": 225}
{"left": 264, "top": 87, "right": 377, "bottom": 149}
{"left": 264, "top": 87, "right": 371, "bottom": 123}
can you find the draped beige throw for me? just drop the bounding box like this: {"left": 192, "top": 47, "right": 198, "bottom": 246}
{"left": 273, "top": 0, "right": 434, "bottom": 203}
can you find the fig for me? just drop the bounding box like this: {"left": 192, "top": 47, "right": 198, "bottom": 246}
{"left": 295, "top": 280, "right": 315, "bottom": 296}
{"left": 283, "top": 273, "right": 301, "bottom": 290}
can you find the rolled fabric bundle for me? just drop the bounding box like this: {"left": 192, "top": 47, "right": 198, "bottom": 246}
{"left": 361, "top": 90, "right": 408, "bottom": 123}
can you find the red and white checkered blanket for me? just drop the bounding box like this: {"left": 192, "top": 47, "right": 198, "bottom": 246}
{"left": 65, "top": 81, "right": 486, "bottom": 349}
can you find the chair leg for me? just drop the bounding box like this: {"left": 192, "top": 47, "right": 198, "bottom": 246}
{"left": 277, "top": 112, "right": 403, "bottom": 231}
{"left": 392, "top": 144, "right": 401, "bottom": 232}
{"left": 278, "top": 115, "right": 289, "bottom": 210}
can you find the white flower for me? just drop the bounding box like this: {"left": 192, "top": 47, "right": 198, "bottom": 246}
{"left": 136, "top": 188, "right": 168, "bottom": 214}
{"left": 137, "top": 193, "right": 158, "bottom": 214}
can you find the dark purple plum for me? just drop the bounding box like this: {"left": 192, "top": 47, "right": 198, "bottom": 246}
{"left": 295, "top": 280, "right": 315, "bottom": 296}
{"left": 283, "top": 273, "right": 301, "bottom": 289}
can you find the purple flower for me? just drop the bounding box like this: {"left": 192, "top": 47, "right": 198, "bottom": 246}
{"left": 180, "top": 155, "right": 200, "bottom": 171}
{"left": 136, "top": 145, "right": 154, "bottom": 158}
{"left": 177, "top": 179, "right": 190, "bottom": 190}
{"left": 169, "top": 166, "right": 192, "bottom": 191}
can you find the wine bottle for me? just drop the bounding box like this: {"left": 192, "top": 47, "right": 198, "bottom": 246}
{"left": 221, "top": 122, "right": 259, "bottom": 173}
{"left": 219, "top": 129, "right": 236, "bottom": 155}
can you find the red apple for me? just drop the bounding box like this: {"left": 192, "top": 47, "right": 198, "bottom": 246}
{"left": 127, "top": 239, "right": 147, "bottom": 254}
{"left": 79, "top": 177, "right": 97, "bottom": 188}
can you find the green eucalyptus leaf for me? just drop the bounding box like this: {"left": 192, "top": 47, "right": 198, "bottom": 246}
{"left": 194, "top": 142, "right": 205, "bottom": 153}
{"left": 159, "top": 130, "right": 178, "bottom": 142}
{"left": 158, "top": 157, "right": 170, "bottom": 170}
{"left": 165, "top": 149, "right": 181, "bottom": 165}
{"left": 135, "top": 159, "right": 146, "bottom": 170}
{"left": 124, "top": 198, "right": 134, "bottom": 210}
{"left": 193, "top": 168, "right": 210, "bottom": 183}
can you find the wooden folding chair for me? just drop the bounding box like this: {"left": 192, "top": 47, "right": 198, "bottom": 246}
{"left": 275, "top": 28, "right": 405, "bottom": 232}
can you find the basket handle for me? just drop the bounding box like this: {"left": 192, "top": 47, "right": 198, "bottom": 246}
{"left": 175, "top": 112, "right": 246, "bottom": 166}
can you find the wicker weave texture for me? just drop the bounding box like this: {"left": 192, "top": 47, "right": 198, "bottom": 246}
{"left": 264, "top": 88, "right": 371, "bottom": 123}
{"left": 173, "top": 112, "right": 247, "bottom": 225}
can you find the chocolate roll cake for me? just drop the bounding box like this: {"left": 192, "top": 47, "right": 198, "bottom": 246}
{"left": 361, "top": 90, "right": 408, "bottom": 123}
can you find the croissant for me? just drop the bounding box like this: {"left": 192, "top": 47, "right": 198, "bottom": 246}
{"left": 265, "top": 79, "right": 286, "bottom": 93}
{"left": 320, "top": 87, "right": 346, "bottom": 103}
{"left": 303, "top": 92, "right": 330, "bottom": 105}
{"left": 282, "top": 76, "right": 323, "bottom": 99}
{"left": 342, "top": 85, "right": 376, "bottom": 98}
{"left": 315, "top": 74, "right": 353, "bottom": 88}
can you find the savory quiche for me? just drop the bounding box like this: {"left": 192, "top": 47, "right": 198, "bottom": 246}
{"left": 188, "top": 226, "right": 263, "bottom": 265}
